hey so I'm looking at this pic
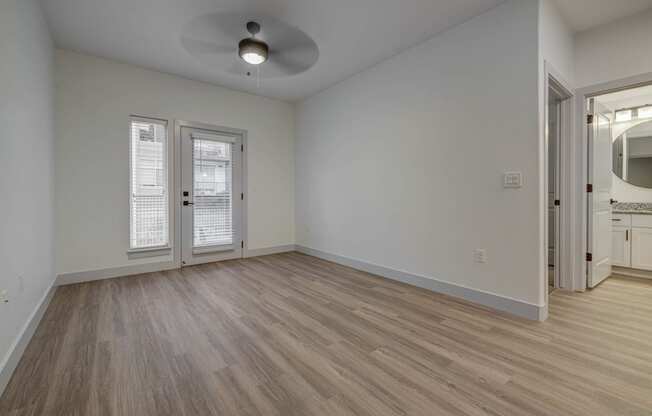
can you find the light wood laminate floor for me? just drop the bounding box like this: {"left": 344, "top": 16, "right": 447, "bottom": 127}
{"left": 2, "top": 252, "right": 652, "bottom": 415}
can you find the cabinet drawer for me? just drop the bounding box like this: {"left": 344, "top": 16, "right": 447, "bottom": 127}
{"left": 632, "top": 214, "right": 652, "bottom": 228}
{"left": 612, "top": 213, "right": 631, "bottom": 226}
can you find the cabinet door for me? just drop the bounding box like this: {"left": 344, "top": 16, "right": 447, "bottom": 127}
{"left": 611, "top": 227, "right": 630, "bottom": 267}
{"left": 631, "top": 228, "right": 652, "bottom": 271}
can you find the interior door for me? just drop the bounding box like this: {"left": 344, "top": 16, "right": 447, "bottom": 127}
{"left": 587, "top": 99, "right": 613, "bottom": 288}
{"left": 180, "top": 125, "right": 243, "bottom": 266}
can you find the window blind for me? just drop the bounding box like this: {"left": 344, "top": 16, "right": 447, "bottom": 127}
{"left": 192, "top": 138, "right": 233, "bottom": 247}
{"left": 130, "top": 118, "right": 168, "bottom": 249}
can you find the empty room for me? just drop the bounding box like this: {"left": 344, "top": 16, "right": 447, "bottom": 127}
{"left": 2, "top": 0, "right": 652, "bottom": 414}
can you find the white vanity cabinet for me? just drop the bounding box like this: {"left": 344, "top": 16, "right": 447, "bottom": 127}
{"left": 611, "top": 226, "right": 630, "bottom": 267}
{"left": 612, "top": 213, "right": 652, "bottom": 271}
{"left": 632, "top": 228, "right": 652, "bottom": 270}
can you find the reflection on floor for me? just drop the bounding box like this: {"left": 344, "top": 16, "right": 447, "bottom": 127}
{"left": 2, "top": 253, "right": 652, "bottom": 415}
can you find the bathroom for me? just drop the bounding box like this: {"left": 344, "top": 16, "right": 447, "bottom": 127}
{"left": 592, "top": 84, "right": 652, "bottom": 285}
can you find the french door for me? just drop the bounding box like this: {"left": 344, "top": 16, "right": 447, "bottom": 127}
{"left": 180, "top": 124, "right": 243, "bottom": 266}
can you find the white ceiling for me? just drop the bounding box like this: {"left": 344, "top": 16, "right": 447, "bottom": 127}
{"left": 553, "top": 0, "right": 652, "bottom": 32}
{"left": 597, "top": 85, "right": 652, "bottom": 111}
{"left": 40, "top": 0, "right": 503, "bottom": 102}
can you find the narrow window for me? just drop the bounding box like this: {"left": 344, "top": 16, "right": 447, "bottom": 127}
{"left": 129, "top": 117, "right": 169, "bottom": 249}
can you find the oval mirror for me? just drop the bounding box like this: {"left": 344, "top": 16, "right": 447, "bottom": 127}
{"left": 613, "top": 119, "right": 652, "bottom": 188}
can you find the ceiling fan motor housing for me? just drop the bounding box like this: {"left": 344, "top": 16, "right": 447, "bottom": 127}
{"left": 238, "top": 37, "right": 269, "bottom": 64}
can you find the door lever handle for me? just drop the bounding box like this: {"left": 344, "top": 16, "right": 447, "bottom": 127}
{"left": 610, "top": 198, "right": 618, "bottom": 205}
{"left": 183, "top": 201, "right": 194, "bottom": 206}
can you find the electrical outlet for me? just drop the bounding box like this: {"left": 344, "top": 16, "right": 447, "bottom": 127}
{"left": 473, "top": 249, "right": 488, "bottom": 264}
{"left": 0, "top": 289, "right": 8, "bottom": 304}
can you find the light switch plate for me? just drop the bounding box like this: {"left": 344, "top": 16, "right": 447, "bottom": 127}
{"left": 473, "top": 249, "right": 487, "bottom": 263}
{"left": 504, "top": 172, "right": 522, "bottom": 188}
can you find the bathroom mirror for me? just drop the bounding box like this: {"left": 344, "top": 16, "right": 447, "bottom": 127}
{"left": 613, "top": 119, "right": 652, "bottom": 188}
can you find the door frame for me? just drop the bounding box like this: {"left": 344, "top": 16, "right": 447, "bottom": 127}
{"left": 173, "top": 120, "right": 248, "bottom": 267}
{"left": 543, "top": 62, "right": 574, "bottom": 307}
{"left": 572, "top": 71, "right": 652, "bottom": 291}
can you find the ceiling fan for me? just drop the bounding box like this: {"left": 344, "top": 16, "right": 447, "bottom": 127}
{"left": 238, "top": 21, "right": 268, "bottom": 65}
{"left": 181, "top": 12, "right": 319, "bottom": 78}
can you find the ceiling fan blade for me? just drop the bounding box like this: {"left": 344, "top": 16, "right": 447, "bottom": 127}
{"left": 267, "top": 49, "right": 316, "bottom": 76}
{"left": 181, "top": 37, "right": 236, "bottom": 55}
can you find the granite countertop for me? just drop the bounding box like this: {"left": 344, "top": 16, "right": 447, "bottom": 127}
{"left": 613, "top": 202, "right": 652, "bottom": 215}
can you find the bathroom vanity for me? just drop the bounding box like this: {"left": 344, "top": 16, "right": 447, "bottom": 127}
{"left": 612, "top": 203, "right": 652, "bottom": 273}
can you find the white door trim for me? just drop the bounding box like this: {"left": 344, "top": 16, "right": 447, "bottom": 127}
{"left": 572, "top": 71, "right": 652, "bottom": 291}
{"left": 543, "top": 62, "right": 574, "bottom": 307}
{"left": 174, "top": 120, "right": 248, "bottom": 267}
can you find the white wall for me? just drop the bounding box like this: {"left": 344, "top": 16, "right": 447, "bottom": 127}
{"left": 539, "top": 0, "right": 575, "bottom": 85}
{"left": 295, "top": 0, "right": 544, "bottom": 307}
{"left": 576, "top": 8, "right": 652, "bottom": 88}
{"left": 55, "top": 50, "right": 295, "bottom": 275}
{"left": 0, "top": 0, "right": 55, "bottom": 389}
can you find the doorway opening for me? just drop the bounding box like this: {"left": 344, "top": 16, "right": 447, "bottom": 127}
{"left": 584, "top": 83, "right": 652, "bottom": 288}
{"left": 546, "top": 72, "right": 573, "bottom": 297}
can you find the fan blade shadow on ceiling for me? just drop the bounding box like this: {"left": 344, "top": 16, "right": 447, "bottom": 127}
{"left": 268, "top": 52, "right": 308, "bottom": 76}
{"left": 181, "top": 37, "right": 236, "bottom": 55}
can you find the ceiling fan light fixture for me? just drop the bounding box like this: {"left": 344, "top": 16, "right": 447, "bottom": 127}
{"left": 238, "top": 38, "right": 268, "bottom": 65}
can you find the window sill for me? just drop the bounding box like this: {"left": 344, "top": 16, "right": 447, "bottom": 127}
{"left": 127, "top": 246, "right": 172, "bottom": 259}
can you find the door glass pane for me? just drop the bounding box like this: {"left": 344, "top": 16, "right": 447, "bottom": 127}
{"left": 193, "top": 139, "right": 233, "bottom": 247}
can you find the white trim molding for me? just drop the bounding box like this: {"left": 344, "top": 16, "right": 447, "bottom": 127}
{"left": 245, "top": 244, "right": 296, "bottom": 258}
{"left": 55, "top": 244, "right": 296, "bottom": 286}
{"left": 0, "top": 283, "right": 57, "bottom": 397}
{"left": 296, "top": 245, "right": 547, "bottom": 321}
{"left": 56, "top": 261, "right": 178, "bottom": 286}
{"left": 613, "top": 266, "right": 652, "bottom": 280}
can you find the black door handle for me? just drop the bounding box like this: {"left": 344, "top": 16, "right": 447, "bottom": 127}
{"left": 610, "top": 198, "right": 618, "bottom": 205}
{"left": 183, "top": 201, "right": 194, "bottom": 206}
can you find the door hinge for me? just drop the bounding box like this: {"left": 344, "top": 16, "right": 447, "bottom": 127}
{"left": 241, "top": 193, "right": 244, "bottom": 200}
{"left": 241, "top": 241, "right": 244, "bottom": 248}
{"left": 586, "top": 184, "right": 593, "bottom": 193}
{"left": 241, "top": 144, "right": 244, "bottom": 152}
{"left": 586, "top": 252, "right": 592, "bottom": 262}
{"left": 587, "top": 114, "right": 594, "bottom": 124}
{"left": 554, "top": 199, "right": 560, "bottom": 206}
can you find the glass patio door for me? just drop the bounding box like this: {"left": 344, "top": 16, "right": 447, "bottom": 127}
{"left": 180, "top": 125, "right": 243, "bottom": 265}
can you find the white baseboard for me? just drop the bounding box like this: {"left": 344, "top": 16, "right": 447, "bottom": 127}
{"left": 56, "top": 245, "right": 297, "bottom": 286}
{"left": 296, "top": 245, "right": 546, "bottom": 321}
{"left": 245, "top": 244, "right": 296, "bottom": 258}
{"left": 0, "top": 282, "right": 57, "bottom": 397}
{"left": 56, "top": 261, "right": 178, "bottom": 286}
{"left": 613, "top": 266, "right": 652, "bottom": 280}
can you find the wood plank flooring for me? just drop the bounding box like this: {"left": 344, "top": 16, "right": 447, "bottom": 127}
{"left": 2, "top": 252, "right": 652, "bottom": 415}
